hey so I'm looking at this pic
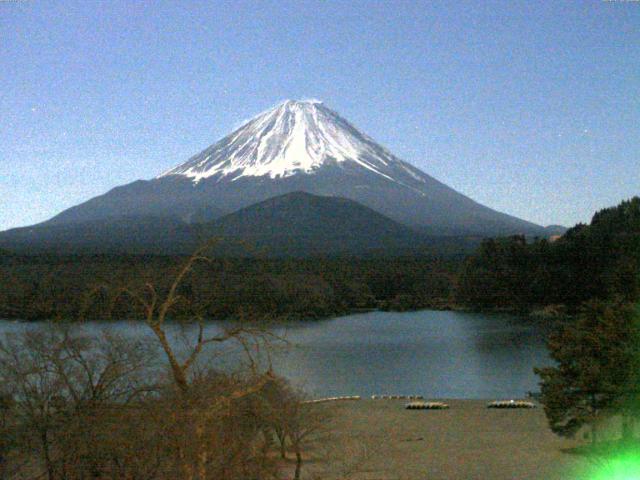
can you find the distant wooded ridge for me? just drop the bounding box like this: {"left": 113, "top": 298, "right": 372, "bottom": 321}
{"left": 0, "top": 197, "right": 636, "bottom": 322}
{"left": 0, "top": 192, "right": 556, "bottom": 257}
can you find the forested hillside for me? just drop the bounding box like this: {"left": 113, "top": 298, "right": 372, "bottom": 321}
{"left": 457, "top": 197, "right": 640, "bottom": 312}
{"left": 0, "top": 253, "right": 457, "bottom": 321}
{"left": 3, "top": 197, "right": 637, "bottom": 322}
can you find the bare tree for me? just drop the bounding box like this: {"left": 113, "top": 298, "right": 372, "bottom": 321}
{"left": 258, "top": 380, "right": 331, "bottom": 480}
{"left": 0, "top": 237, "right": 393, "bottom": 480}
{"left": 0, "top": 324, "right": 156, "bottom": 480}
{"left": 103, "top": 240, "right": 282, "bottom": 480}
{"left": 107, "top": 241, "right": 275, "bottom": 391}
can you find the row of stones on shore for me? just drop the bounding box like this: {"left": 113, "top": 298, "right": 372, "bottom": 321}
{"left": 303, "top": 396, "right": 536, "bottom": 410}
{"left": 405, "top": 400, "right": 536, "bottom": 410}
{"left": 404, "top": 399, "right": 537, "bottom": 409}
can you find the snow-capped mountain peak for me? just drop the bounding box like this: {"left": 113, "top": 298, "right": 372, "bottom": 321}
{"left": 34, "top": 100, "right": 544, "bottom": 237}
{"left": 159, "top": 100, "right": 410, "bottom": 183}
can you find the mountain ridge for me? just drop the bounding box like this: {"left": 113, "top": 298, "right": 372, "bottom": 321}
{"left": 13, "top": 99, "right": 548, "bottom": 242}
{"left": 0, "top": 192, "right": 482, "bottom": 256}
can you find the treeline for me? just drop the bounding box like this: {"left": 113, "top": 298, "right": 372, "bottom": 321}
{"left": 457, "top": 197, "right": 640, "bottom": 313}
{"left": 0, "top": 252, "right": 458, "bottom": 322}
{"left": 0, "top": 247, "right": 376, "bottom": 479}
{"left": 4, "top": 197, "right": 638, "bottom": 322}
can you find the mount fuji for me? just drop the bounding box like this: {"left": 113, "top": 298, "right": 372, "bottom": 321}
{"left": 46, "top": 100, "right": 542, "bottom": 233}
{"left": 1, "top": 100, "right": 550, "bottom": 254}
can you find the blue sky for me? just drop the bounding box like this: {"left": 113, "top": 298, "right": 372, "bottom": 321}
{"left": 1, "top": 0, "right": 638, "bottom": 231}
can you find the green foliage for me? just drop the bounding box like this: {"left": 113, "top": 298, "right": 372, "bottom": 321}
{"left": 457, "top": 197, "right": 640, "bottom": 312}
{"left": 0, "top": 254, "right": 458, "bottom": 321}
{"left": 534, "top": 301, "right": 640, "bottom": 439}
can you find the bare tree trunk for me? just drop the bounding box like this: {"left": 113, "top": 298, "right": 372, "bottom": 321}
{"left": 294, "top": 448, "right": 302, "bottom": 480}
{"left": 177, "top": 409, "right": 194, "bottom": 480}
{"left": 148, "top": 324, "right": 189, "bottom": 393}
{"left": 196, "top": 421, "right": 207, "bottom": 480}
{"left": 275, "top": 429, "right": 286, "bottom": 459}
{"left": 40, "top": 430, "right": 55, "bottom": 480}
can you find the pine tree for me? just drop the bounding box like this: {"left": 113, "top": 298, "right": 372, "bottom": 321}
{"left": 534, "top": 300, "right": 640, "bottom": 443}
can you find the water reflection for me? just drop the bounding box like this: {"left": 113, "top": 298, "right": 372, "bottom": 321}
{"left": 0, "top": 310, "right": 551, "bottom": 399}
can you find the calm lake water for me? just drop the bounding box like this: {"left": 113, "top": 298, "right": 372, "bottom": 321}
{"left": 0, "top": 310, "right": 551, "bottom": 399}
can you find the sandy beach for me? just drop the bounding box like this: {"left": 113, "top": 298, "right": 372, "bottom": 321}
{"left": 300, "top": 399, "right": 592, "bottom": 480}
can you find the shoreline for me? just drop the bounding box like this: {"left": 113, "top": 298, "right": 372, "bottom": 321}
{"left": 0, "top": 301, "right": 537, "bottom": 324}
{"left": 313, "top": 398, "right": 589, "bottom": 480}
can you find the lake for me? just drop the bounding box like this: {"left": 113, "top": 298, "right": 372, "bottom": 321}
{"left": 0, "top": 309, "right": 551, "bottom": 399}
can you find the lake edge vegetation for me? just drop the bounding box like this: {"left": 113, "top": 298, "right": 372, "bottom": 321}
{"left": 0, "top": 245, "right": 376, "bottom": 479}
{"left": 0, "top": 197, "right": 638, "bottom": 473}
{"left": 1, "top": 197, "right": 638, "bottom": 324}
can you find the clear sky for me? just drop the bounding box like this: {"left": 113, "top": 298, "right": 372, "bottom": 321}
{"left": 1, "top": 0, "right": 638, "bottom": 231}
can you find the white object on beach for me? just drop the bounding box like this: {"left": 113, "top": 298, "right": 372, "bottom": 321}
{"left": 487, "top": 400, "right": 536, "bottom": 409}
{"left": 303, "top": 395, "right": 361, "bottom": 404}
{"left": 405, "top": 401, "right": 449, "bottom": 410}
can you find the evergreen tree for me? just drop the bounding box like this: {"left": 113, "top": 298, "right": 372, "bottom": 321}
{"left": 535, "top": 301, "right": 640, "bottom": 443}
{"left": 458, "top": 196, "right": 640, "bottom": 312}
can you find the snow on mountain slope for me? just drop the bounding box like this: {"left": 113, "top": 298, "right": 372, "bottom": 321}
{"left": 159, "top": 100, "right": 424, "bottom": 185}
{"left": 31, "top": 99, "right": 545, "bottom": 237}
